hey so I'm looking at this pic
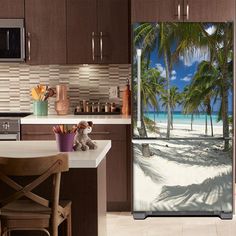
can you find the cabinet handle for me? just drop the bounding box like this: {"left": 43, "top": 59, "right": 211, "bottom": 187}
{"left": 92, "top": 32, "right": 95, "bottom": 61}
{"left": 6, "top": 30, "right": 10, "bottom": 50}
{"left": 186, "top": 3, "right": 189, "bottom": 20}
{"left": 27, "top": 32, "right": 31, "bottom": 61}
{"left": 177, "top": 3, "right": 181, "bottom": 20}
{"left": 100, "top": 31, "right": 103, "bottom": 61}
{"left": 91, "top": 131, "right": 110, "bottom": 135}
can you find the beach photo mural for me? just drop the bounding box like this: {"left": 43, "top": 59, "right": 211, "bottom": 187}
{"left": 132, "top": 22, "right": 233, "bottom": 213}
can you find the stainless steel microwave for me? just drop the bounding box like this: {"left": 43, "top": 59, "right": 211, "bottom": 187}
{"left": 0, "top": 19, "right": 25, "bottom": 61}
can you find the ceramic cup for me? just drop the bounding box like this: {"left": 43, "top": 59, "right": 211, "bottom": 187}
{"left": 33, "top": 100, "right": 48, "bottom": 116}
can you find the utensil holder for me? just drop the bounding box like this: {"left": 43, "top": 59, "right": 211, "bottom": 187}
{"left": 55, "top": 133, "right": 75, "bottom": 152}
{"left": 33, "top": 100, "right": 48, "bottom": 116}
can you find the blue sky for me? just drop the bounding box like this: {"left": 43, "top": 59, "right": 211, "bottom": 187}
{"left": 146, "top": 45, "right": 233, "bottom": 113}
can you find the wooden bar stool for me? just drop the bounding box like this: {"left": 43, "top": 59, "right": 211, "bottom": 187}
{"left": 0, "top": 154, "right": 72, "bottom": 236}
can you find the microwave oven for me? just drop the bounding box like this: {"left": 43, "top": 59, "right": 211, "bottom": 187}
{"left": 0, "top": 19, "right": 25, "bottom": 61}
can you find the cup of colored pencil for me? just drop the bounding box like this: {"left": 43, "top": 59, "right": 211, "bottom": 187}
{"left": 53, "top": 125, "right": 77, "bottom": 152}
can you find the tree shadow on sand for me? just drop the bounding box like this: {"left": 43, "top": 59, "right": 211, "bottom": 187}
{"left": 150, "top": 171, "right": 232, "bottom": 212}
{"left": 134, "top": 146, "right": 165, "bottom": 184}
{"left": 149, "top": 139, "right": 232, "bottom": 167}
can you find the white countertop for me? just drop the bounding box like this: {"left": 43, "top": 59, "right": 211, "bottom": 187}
{"left": 0, "top": 140, "right": 111, "bottom": 168}
{"left": 21, "top": 114, "right": 131, "bottom": 125}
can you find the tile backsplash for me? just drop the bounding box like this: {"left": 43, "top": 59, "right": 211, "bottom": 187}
{"left": 0, "top": 64, "right": 131, "bottom": 114}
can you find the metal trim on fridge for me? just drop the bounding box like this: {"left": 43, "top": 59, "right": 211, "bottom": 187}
{"left": 137, "top": 49, "right": 142, "bottom": 128}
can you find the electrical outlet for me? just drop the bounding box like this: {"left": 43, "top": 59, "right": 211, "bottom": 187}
{"left": 109, "top": 86, "right": 119, "bottom": 99}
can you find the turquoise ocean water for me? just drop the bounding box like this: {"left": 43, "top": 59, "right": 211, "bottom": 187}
{"left": 144, "top": 111, "right": 231, "bottom": 126}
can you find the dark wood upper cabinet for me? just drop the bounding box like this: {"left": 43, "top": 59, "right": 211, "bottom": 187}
{"left": 98, "top": 0, "right": 129, "bottom": 64}
{"left": 132, "top": 0, "right": 184, "bottom": 22}
{"left": 67, "top": 0, "right": 130, "bottom": 64}
{"left": 25, "top": 0, "right": 67, "bottom": 65}
{"left": 183, "top": 0, "right": 235, "bottom": 22}
{"left": 132, "top": 0, "right": 235, "bottom": 22}
{"left": 0, "top": 0, "right": 24, "bottom": 18}
{"left": 67, "top": 0, "right": 97, "bottom": 64}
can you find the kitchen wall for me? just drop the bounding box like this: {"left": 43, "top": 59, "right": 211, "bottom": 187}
{"left": 0, "top": 64, "right": 131, "bottom": 114}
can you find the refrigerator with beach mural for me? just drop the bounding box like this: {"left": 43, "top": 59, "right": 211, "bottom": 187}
{"left": 132, "top": 22, "right": 234, "bottom": 219}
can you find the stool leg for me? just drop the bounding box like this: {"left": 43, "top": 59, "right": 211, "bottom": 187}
{"left": 67, "top": 213, "right": 72, "bottom": 236}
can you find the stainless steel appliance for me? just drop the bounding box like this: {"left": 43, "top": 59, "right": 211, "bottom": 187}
{"left": 0, "top": 113, "right": 31, "bottom": 141}
{"left": 132, "top": 22, "right": 234, "bottom": 220}
{"left": 0, "top": 19, "right": 25, "bottom": 61}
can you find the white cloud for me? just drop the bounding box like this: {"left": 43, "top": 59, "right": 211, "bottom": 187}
{"left": 156, "top": 64, "right": 177, "bottom": 79}
{"left": 206, "top": 25, "right": 216, "bottom": 35}
{"left": 181, "top": 75, "right": 192, "bottom": 82}
{"left": 156, "top": 63, "right": 166, "bottom": 77}
{"left": 180, "top": 47, "right": 210, "bottom": 67}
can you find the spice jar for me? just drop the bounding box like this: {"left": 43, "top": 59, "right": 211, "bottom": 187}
{"left": 111, "top": 103, "right": 116, "bottom": 112}
{"left": 105, "top": 102, "right": 111, "bottom": 112}
{"left": 85, "top": 102, "right": 91, "bottom": 112}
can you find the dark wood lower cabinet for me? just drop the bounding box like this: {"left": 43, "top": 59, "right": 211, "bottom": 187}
{"left": 21, "top": 124, "right": 131, "bottom": 211}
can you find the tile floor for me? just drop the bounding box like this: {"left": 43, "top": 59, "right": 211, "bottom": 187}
{"left": 107, "top": 189, "right": 236, "bottom": 236}
{"left": 107, "top": 212, "right": 236, "bottom": 236}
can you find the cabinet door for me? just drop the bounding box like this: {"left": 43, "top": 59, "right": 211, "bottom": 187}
{"left": 0, "top": 0, "right": 24, "bottom": 18}
{"left": 25, "top": 0, "right": 66, "bottom": 64}
{"left": 98, "top": 0, "right": 130, "bottom": 64}
{"left": 184, "top": 0, "right": 235, "bottom": 22}
{"left": 132, "top": 0, "right": 184, "bottom": 23}
{"left": 67, "top": 0, "right": 98, "bottom": 64}
{"left": 90, "top": 124, "right": 131, "bottom": 211}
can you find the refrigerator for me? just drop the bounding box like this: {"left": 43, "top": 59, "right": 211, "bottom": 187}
{"left": 132, "top": 22, "right": 234, "bottom": 220}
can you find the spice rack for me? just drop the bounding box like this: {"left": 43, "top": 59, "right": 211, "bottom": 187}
{"left": 74, "top": 100, "right": 121, "bottom": 115}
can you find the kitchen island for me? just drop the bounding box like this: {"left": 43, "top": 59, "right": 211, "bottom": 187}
{"left": 0, "top": 140, "right": 111, "bottom": 236}
{"left": 20, "top": 116, "right": 132, "bottom": 212}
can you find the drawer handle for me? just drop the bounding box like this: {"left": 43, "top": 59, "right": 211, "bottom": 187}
{"left": 23, "top": 132, "right": 53, "bottom": 135}
{"left": 92, "top": 131, "right": 110, "bottom": 135}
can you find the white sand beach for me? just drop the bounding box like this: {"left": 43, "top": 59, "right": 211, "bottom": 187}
{"left": 144, "top": 122, "right": 226, "bottom": 138}
{"left": 133, "top": 123, "right": 233, "bottom": 212}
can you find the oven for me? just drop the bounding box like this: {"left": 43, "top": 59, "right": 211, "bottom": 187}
{"left": 0, "top": 113, "right": 31, "bottom": 141}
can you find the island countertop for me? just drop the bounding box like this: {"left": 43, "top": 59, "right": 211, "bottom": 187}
{"left": 21, "top": 114, "right": 131, "bottom": 125}
{"left": 0, "top": 140, "right": 111, "bottom": 168}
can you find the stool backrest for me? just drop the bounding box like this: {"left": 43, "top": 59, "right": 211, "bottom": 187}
{"left": 0, "top": 154, "right": 69, "bottom": 212}
{"left": 0, "top": 154, "right": 69, "bottom": 176}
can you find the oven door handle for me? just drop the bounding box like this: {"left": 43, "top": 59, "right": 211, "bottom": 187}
{"left": 0, "top": 133, "right": 19, "bottom": 140}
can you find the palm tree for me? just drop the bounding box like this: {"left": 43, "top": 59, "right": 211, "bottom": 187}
{"left": 188, "top": 61, "right": 221, "bottom": 136}
{"left": 133, "top": 59, "right": 164, "bottom": 157}
{"left": 173, "top": 23, "right": 233, "bottom": 149}
{"left": 134, "top": 23, "right": 176, "bottom": 138}
{"left": 182, "top": 86, "right": 198, "bottom": 131}
{"left": 161, "top": 86, "right": 182, "bottom": 129}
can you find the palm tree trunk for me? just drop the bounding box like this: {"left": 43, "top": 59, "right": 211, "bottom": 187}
{"left": 221, "top": 26, "right": 230, "bottom": 150}
{"left": 191, "top": 113, "right": 193, "bottom": 131}
{"left": 137, "top": 105, "right": 151, "bottom": 157}
{"left": 205, "top": 113, "right": 208, "bottom": 135}
{"left": 171, "top": 111, "right": 173, "bottom": 130}
{"left": 210, "top": 112, "right": 214, "bottom": 137}
{"left": 164, "top": 49, "right": 171, "bottom": 138}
